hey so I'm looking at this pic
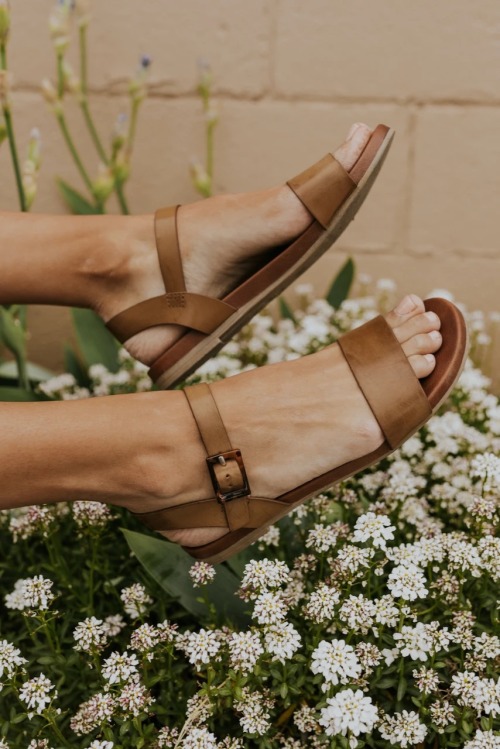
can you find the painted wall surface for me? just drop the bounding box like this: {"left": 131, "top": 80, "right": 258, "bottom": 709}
{"left": 1, "top": 1, "right": 499, "bottom": 370}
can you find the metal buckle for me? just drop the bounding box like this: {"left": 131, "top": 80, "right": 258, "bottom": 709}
{"left": 206, "top": 448, "right": 251, "bottom": 503}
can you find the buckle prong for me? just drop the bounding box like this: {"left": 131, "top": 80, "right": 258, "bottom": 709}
{"left": 206, "top": 448, "right": 251, "bottom": 503}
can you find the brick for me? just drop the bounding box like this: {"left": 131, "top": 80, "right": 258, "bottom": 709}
{"left": 9, "top": 0, "right": 272, "bottom": 96}
{"left": 409, "top": 106, "right": 500, "bottom": 256}
{"left": 274, "top": 0, "right": 500, "bottom": 102}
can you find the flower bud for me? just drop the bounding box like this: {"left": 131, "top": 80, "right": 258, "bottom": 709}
{"left": 128, "top": 54, "right": 152, "bottom": 103}
{"left": 111, "top": 150, "right": 130, "bottom": 184}
{"left": 74, "top": 0, "right": 90, "bottom": 27}
{"left": 111, "top": 112, "right": 128, "bottom": 151}
{"left": 189, "top": 157, "right": 211, "bottom": 198}
{"left": 41, "top": 78, "right": 58, "bottom": 105}
{"left": 49, "top": 0, "right": 71, "bottom": 54}
{"left": 92, "top": 163, "right": 114, "bottom": 202}
{"left": 22, "top": 128, "right": 42, "bottom": 210}
{"left": 61, "top": 60, "right": 80, "bottom": 94}
{"left": 0, "top": 0, "right": 11, "bottom": 45}
{"left": 197, "top": 57, "right": 212, "bottom": 99}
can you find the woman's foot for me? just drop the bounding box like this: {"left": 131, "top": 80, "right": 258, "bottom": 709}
{"left": 120, "top": 295, "right": 442, "bottom": 549}
{"left": 92, "top": 123, "right": 373, "bottom": 366}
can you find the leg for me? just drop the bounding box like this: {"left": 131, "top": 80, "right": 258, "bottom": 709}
{"left": 0, "top": 124, "right": 373, "bottom": 365}
{"left": 0, "top": 296, "right": 442, "bottom": 553}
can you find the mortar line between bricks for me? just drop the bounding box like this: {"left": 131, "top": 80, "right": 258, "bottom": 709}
{"left": 335, "top": 246, "right": 500, "bottom": 260}
{"left": 11, "top": 84, "right": 500, "bottom": 109}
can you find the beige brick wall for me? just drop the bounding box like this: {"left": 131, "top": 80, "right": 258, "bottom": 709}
{"left": 1, "top": 0, "right": 499, "bottom": 373}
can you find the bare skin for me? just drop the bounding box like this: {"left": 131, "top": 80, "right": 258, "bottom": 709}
{"left": 0, "top": 123, "right": 442, "bottom": 551}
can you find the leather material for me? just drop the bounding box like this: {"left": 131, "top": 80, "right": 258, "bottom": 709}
{"left": 338, "top": 315, "right": 432, "bottom": 448}
{"left": 184, "top": 383, "right": 251, "bottom": 531}
{"left": 155, "top": 205, "right": 185, "bottom": 293}
{"left": 106, "top": 292, "right": 237, "bottom": 343}
{"left": 137, "top": 496, "right": 287, "bottom": 531}
{"left": 287, "top": 154, "right": 356, "bottom": 229}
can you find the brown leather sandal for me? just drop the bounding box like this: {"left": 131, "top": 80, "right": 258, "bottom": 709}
{"left": 133, "top": 297, "right": 468, "bottom": 564}
{"left": 106, "top": 124, "right": 394, "bottom": 389}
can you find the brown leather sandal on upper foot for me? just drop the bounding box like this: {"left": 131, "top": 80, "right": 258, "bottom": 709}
{"left": 106, "top": 124, "right": 395, "bottom": 390}
{"left": 132, "top": 297, "right": 468, "bottom": 564}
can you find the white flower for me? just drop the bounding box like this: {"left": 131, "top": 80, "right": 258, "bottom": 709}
{"left": 117, "top": 677, "right": 153, "bottom": 717}
{"left": 310, "top": 639, "right": 362, "bottom": 687}
{"left": 252, "top": 591, "right": 288, "bottom": 625}
{"left": 387, "top": 563, "right": 428, "bottom": 600}
{"left": 471, "top": 452, "right": 500, "bottom": 491}
{"left": 73, "top": 501, "right": 112, "bottom": 528}
{"left": 339, "top": 594, "right": 376, "bottom": 634}
{"left": 393, "top": 622, "right": 437, "bottom": 661}
{"left": 305, "top": 523, "right": 338, "bottom": 553}
{"left": 378, "top": 710, "right": 427, "bottom": 747}
{"left": 103, "top": 614, "right": 126, "bottom": 637}
{"left": 293, "top": 705, "right": 318, "bottom": 733}
{"left": 120, "top": 583, "right": 152, "bottom": 618}
{"left": 228, "top": 631, "right": 263, "bottom": 674}
{"left": 5, "top": 576, "right": 55, "bottom": 611}
{"left": 188, "top": 561, "right": 216, "bottom": 587}
{"left": 352, "top": 512, "right": 395, "bottom": 549}
{"left": 234, "top": 689, "right": 272, "bottom": 736}
{"left": 319, "top": 688, "right": 379, "bottom": 739}
{"left": 464, "top": 730, "right": 500, "bottom": 749}
{"left": 129, "top": 623, "right": 160, "bottom": 657}
{"left": 303, "top": 582, "right": 340, "bottom": 622}
{"left": 181, "top": 727, "right": 218, "bottom": 748}
{"left": 0, "top": 639, "right": 27, "bottom": 678}
{"left": 89, "top": 742, "right": 114, "bottom": 749}
{"left": 183, "top": 629, "right": 221, "bottom": 667}
{"left": 70, "top": 692, "right": 116, "bottom": 735}
{"left": 240, "top": 559, "right": 290, "bottom": 597}
{"left": 263, "top": 622, "right": 301, "bottom": 662}
{"left": 413, "top": 666, "right": 440, "bottom": 693}
{"left": 101, "top": 651, "right": 139, "bottom": 684}
{"left": 19, "top": 674, "right": 57, "bottom": 714}
{"left": 73, "top": 617, "right": 108, "bottom": 653}
{"left": 373, "top": 595, "right": 400, "bottom": 627}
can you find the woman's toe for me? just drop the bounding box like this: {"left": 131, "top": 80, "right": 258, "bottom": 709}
{"left": 401, "top": 330, "right": 442, "bottom": 358}
{"left": 408, "top": 353, "right": 436, "bottom": 378}
{"left": 334, "top": 123, "right": 372, "bottom": 171}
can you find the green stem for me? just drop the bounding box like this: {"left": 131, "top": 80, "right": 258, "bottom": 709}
{"left": 79, "top": 24, "right": 88, "bottom": 94}
{"left": 127, "top": 98, "right": 140, "bottom": 153}
{"left": 0, "top": 44, "right": 27, "bottom": 212}
{"left": 115, "top": 181, "right": 130, "bottom": 215}
{"left": 55, "top": 111, "right": 101, "bottom": 209}
{"left": 206, "top": 121, "right": 215, "bottom": 192}
{"left": 80, "top": 98, "right": 108, "bottom": 163}
{"left": 56, "top": 51, "right": 64, "bottom": 100}
{"left": 48, "top": 714, "right": 68, "bottom": 745}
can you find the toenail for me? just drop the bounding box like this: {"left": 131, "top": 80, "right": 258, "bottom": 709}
{"left": 347, "top": 123, "right": 362, "bottom": 139}
{"left": 425, "top": 311, "right": 440, "bottom": 325}
{"left": 395, "top": 296, "right": 417, "bottom": 315}
{"left": 429, "top": 330, "right": 441, "bottom": 341}
{"left": 425, "top": 354, "right": 435, "bottom": 363}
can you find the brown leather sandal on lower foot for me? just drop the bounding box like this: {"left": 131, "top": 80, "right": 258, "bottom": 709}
{"left": 106, "top": 124, "right": 394, "bottom": 390}
{"left": 133, "top": 297, "right": 468, "bottom": 564}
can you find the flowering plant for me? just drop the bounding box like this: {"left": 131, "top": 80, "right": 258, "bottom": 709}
{"left": 0, "top": 278, "right": 499, "bottom": 748}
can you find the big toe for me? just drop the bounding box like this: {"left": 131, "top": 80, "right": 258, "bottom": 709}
{"left": 334, "top": 123, "right": 372, "bottom": 172}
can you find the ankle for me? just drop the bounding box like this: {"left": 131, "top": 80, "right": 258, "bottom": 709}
{"left": 85, "top": 214, "right": 158, "bottom": 316}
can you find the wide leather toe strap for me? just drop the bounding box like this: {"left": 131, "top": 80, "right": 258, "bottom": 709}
{"left": 287, "top": 154, "right": 356, "bottom": 229}
{"left": 338, "top": 315, "right": 432, "bottom": 449}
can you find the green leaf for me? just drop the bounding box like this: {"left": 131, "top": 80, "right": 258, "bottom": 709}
{"left": 57, "top": 178, "right": 99, "bottom": 215}
{"left": 0, "top": 360, "right": 55, "bottom": 383}
{"left": 121, "top": 529, "right": 249, "bottom": 626}
{"left": 397, "top": 676, "right": 407, "bottom": 702}
{"left": 0, "top": 386, "right": 41, "bottom": 401}
{"left": 71, "top": 308, "right": 120, "bottom": 373}
{"left": 278, "top": 296, "right": 296, "bottom": 323}
{"left": 326, "top": 257, "right": 355, "bottom": 309}
{"left": 63, "top": 344, "right": 91, "bottom": 387}
{"left": 0, "top": 307, "right": 26, "bottom": 359}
